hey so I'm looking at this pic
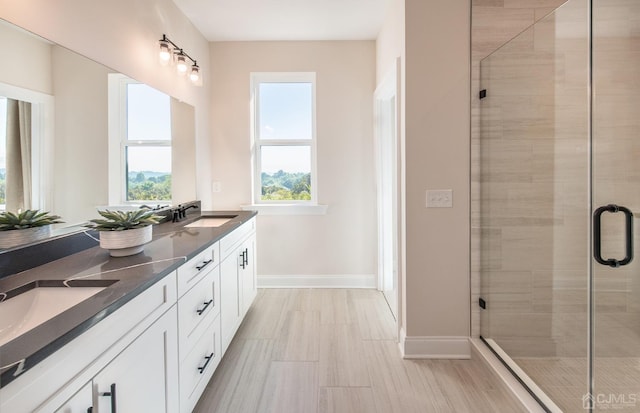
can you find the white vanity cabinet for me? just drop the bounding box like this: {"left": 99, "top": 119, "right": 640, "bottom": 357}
{"left": 176, "top": 243, "right": 222, "bottom": 413}
{"left": 1, "top": 215, "right": 257, "bottom": 413}
{"left": 220, "top": 217, "right": 257, "bottom": 353}
{"left": 239, "top": 234, "right": 257, "bottom": 317}
{"left": 93, "top": 306, "right": 179, "bottom": 413}
{"left": 53, "top": 382, "right": 92, "bottom": 413}
{"left": 2, "top": 271, "right": 179, "bottom": 413}
{"left": 51, "top": 307, "right": 179, "bottom": 413}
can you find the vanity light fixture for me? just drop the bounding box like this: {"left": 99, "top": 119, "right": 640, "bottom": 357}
{"left": 158, "top": 34, "right": 200, "bottom": 85}
{"left": 158, "top": 38, "right": 172, "bottom": 65}
{"left": 175, "top": 52, "right": 188, "bottom": 75}
{"left": 189, "top": 63, "right": 200, "bottom": 83}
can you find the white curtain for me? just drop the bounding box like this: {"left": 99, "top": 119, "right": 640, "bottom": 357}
{"left": 6, "top": 98, "right": 32, "bottom": 212}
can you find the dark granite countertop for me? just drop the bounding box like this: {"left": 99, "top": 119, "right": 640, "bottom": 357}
{"left": 0, "top": 210, "right": 256, "bottom": 388}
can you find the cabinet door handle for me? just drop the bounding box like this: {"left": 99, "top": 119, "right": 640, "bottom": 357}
{"left": 196, "top": 259, "right": 213, "bottom": 271}
{"left": 197, "top": 299, "right": 214, "bottom": 315}
{"left": 243, "top": 248, "right": 249, "bottom": 266}
{"left": 101, "top": 383, "right": 117, "bottom": 413}
{"left": 197, "top": 352, "right": 215, "bottom": 374}
{"left": 239, "top": 251, "right": 246, "bottom": 269}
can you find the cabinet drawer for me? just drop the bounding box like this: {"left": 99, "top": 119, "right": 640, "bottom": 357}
{"left": 179, "top": 316, "right": 221, "bottom": 413}
{"left": 220, "top": 217, "right": 255, "bottom": 259}
{"left": 177, "top": 242, "right": 220, "bottom": 297}
{"left": 178, "top": 266, "right": 220, "bottom": 359}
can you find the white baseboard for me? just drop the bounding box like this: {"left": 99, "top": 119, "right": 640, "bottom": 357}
{"left": 399, "top": 328, "right": 470, "bottom": 359}
{"left": 257, "top": 274, "right": 377, "bottom": 289}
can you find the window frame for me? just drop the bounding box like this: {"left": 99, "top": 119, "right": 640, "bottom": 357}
{"left": 0, "top": 83, "right": 54, "bottom": 213}
{"left": 108, "top": 74, "right": 172, "bottom": 205}
{"left": 250, "top": 72, "right": 318, "bottom": 205}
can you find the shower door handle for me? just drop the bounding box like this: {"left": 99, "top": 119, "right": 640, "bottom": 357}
{"left": 593, "top": 204, "right": 633, "bottom": 267}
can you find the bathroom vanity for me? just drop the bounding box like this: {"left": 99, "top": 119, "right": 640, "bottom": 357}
{"left": 0, "top": 211, "right": 257, "bottom": 413}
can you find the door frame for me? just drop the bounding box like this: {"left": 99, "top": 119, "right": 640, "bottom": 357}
{"left": 374, "top": 57, "right": 401, "bottom": 330}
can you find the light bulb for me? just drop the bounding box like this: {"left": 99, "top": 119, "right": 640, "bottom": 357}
{"left": 190, "top": 64, "right": 200, "bottom": 83}
{"left": 159, "top": 40, "right": 171, "bottom": 65}
{"left": 176, "top": 54, "right": 188, "bottom": 75}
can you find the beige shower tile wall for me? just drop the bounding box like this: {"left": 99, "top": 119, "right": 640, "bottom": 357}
{"left": 475, "top": 0, "right": 640, "bottom": 357}
{"left": 492, "top": 10, "right": 588, "bottom": 357}
{"left": 592, "top": 0, "right": 640, "bottom": 369}
{"left": 471, "top": 0, "right": 573, "bottom": 336}
{"left": 474, "top": 1, "right": 640, "bottom": 409}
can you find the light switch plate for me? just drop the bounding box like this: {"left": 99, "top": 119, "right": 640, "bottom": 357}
{"left": 426, "top": 189, "right": 453, "bottom": 208}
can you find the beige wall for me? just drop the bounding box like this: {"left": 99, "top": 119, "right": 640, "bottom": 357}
{"left": 0, "top": 0, "right": 214, "bottom": 209}
{"left": 402, "top": 0, "right": 471, "bottom": 343}
{"left": 51, "top": 46, "right": 111, "bottom": 225}
{"left": 375, "top": 0, "right": 472, "bottom": 351}
{"left": 210, "top": 41, "right": 377, "bottom": 279}
{"left": 0, "top": 21, "right": 52, "bottom": 95}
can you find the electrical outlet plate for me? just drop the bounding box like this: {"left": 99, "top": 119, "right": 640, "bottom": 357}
{"left": 212, "top": 181, "right": 222, "bottom": 193}
{"left": 426, "top": 189, "right": 453, "bottom": 208}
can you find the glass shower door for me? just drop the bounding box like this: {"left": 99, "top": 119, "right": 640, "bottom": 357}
{"left": 591, "top": 1, "right": 640, "bottom": 411}
{"left": 479, "top": 0, "right": 591, "bottom": 411}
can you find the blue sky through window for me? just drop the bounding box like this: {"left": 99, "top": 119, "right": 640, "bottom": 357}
{"left": 261, "top": 146, "right": 310, "bottom": 174}
{"left": 258, "top": 82, "right": 312, "bottom": 174}
{"left": 126, "top": 84, "right": 171, "bottom": 173}
{"left": 127, "top": 146, "right": 171, "bottom": 174}
{"left": 127, "top": 84, "right": 171, "bottom": 141}
{"left": 259, "top": 82, "right": 312, "bottom": 141}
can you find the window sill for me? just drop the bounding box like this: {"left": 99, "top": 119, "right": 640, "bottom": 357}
{"left": 240, "top": 204, "right": 328, "bottom": 216}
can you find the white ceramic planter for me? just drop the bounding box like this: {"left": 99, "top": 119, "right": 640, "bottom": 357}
{"left": 0, "top": 226, "right": 51, "bottom": 249}
{"left": 99, "top": 225, "right": 153, "bottom": 257}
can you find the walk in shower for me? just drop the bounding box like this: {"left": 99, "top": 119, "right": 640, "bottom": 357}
{"left": 479, "top": 0, "right": 640, "bottom": 411}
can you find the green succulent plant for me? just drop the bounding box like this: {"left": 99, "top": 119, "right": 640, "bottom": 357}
{"left": 86, "top": 209, "right": 162, "bottom": 231}
{"left": 0, "top": 209, "right": 64, "bottom": 231}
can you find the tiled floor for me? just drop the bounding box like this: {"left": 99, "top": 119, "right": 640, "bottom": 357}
{"left": 513, "top": 357, "right": 640, "bottom": 413}
{"left": 194, "top": 289, "right": 526, "bottom": 413}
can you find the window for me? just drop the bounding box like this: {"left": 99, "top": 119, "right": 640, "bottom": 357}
{"left": 251, "top": 72, "right": 317, "bottom": 204}
{"left": 109, "top": 75, "right": 172, "bottom": 204}
{"left": 0, "top": 86, "right": 51, "bottom": 213}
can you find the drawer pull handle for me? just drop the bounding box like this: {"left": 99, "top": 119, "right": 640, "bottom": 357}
{"left": 101, "top": 383, "right": 117, "bottom": 413}
{"left": 198, "top": 352, "right": 215, "bottom": 374}
{"left": 196, "top": 259, "right": 213, "bottom": 271}
{"left": 240, "top": 251, "right": 246, "bottom": 269}
{"left": 197, "top": 299, "right": 214, "bottom": 315}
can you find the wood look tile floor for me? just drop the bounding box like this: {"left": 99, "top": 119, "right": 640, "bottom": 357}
{"left": 194, "top": 289, "right": 525, "bottom": 413}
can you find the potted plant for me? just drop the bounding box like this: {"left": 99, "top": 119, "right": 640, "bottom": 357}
{"left": 86, "top": 209, "right": 162, "bottom": 257}
{"left": 0, "top": 209, "right": 64, "bottom": 249}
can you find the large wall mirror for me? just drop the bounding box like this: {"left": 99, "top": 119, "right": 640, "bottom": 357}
{"left": 0, "top": 18, "right": 197, "bottom": 249}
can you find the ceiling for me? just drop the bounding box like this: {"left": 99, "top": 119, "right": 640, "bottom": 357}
{"left": 172, "top": 0, "right": 390, "bottom": 41}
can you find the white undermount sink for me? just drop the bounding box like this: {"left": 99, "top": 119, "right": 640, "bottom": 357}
{"left": 184, "top": 216, "right": 236, "bottom": 228}
{"left": 0, "top": 282, "right": 113, "bottom": 346}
